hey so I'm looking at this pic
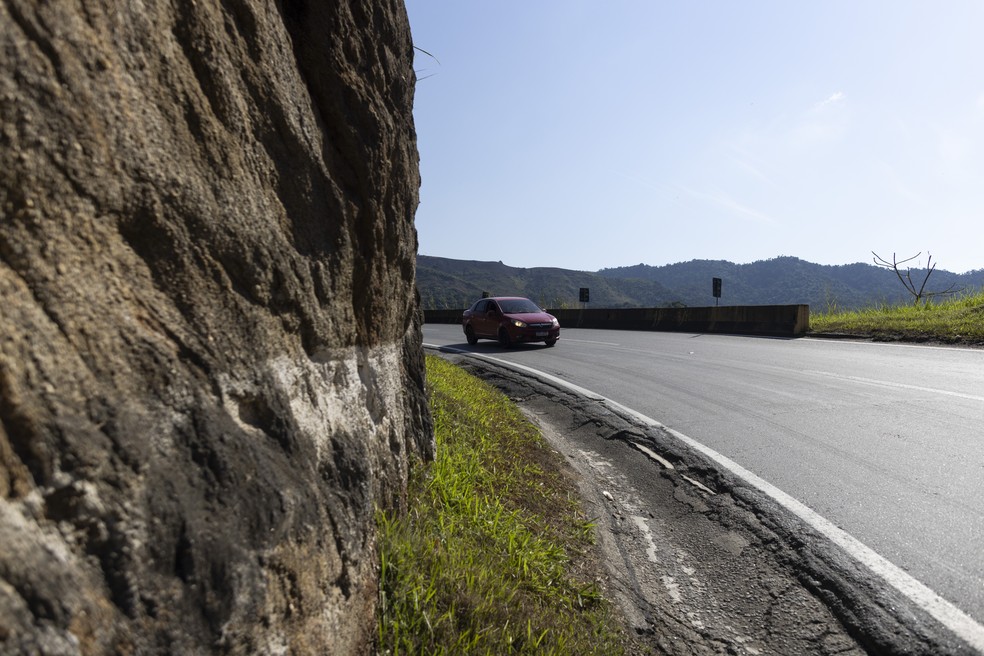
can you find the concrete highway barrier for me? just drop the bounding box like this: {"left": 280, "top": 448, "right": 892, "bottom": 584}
{"left": 423, "top": 305, "right": 810, "bottom": 337}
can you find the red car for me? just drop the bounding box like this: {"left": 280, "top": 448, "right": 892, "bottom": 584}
{"left": 462, "top": 296, "right": 560, "bottom": 347}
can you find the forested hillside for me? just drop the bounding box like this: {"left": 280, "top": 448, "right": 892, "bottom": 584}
{"left": 416, "top": 256, "right": 678, "bottom": 309}
{"left": 418, "top": 255, "right": 984, "bottom": 311}
{"left": 599, "top": 257, "right": 984, "bottom": 309}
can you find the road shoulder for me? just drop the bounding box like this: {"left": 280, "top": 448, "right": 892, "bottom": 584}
{"left": 447, "top": 354, "right": 974, "bottom": 655}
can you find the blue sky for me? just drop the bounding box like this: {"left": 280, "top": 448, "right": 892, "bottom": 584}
{"left": 406, "top": 2, "right": 984, "bottom": 274}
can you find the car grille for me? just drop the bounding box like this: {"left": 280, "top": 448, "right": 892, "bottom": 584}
{"left": 528, "top": 322, "right": 553, "bottom": 329}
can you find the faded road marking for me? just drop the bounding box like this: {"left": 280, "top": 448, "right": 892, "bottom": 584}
{"left": 632, "top": 515, "right": 660, "bottom": 565}
{"left": 803, "top": 369, "right": 984, "bottom": 403}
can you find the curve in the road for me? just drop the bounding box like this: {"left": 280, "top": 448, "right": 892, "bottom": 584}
{"left": 425, "top": 343, "right": 984, "bottom": 653}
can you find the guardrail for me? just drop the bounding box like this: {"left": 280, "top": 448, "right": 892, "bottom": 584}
{"left": 423, "top": 305, "right": 810, "bottom": 337}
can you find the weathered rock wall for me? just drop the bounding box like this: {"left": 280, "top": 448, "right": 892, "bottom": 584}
{"left": 0, "top": 0, "right": 432, "bottom": 653}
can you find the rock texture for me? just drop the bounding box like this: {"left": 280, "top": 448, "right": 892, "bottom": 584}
{"left": 0, "top": 0, "right": 432, "bottom": 653}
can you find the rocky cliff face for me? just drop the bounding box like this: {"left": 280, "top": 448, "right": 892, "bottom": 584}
{"left": 0, "top": 0, "right": 432, "bottom": 653}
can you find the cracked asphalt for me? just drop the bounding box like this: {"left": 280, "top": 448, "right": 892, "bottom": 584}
{"left": 443, "top": 354, "right": 977, "bottom": 655}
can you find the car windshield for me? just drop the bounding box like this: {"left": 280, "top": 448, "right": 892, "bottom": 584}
{"left": 498, "top": 299, "right": 541, "bottom": 314}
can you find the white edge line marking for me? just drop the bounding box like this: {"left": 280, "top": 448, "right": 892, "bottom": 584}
{"left": 424, "top": 343, "right": 984, "bottom": 653}
{"left": 802, "top": 337, "right": 984, "bottom": 354}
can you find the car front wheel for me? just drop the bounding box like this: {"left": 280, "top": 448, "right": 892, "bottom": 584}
{"left": 545, "top": 338, "right": 557, "bottom": 347}
{"left": 498, "top": 327, "right": 512, "bottom": 348}
{"left": 465, "top": 325, "right": 478, "bottom": 345}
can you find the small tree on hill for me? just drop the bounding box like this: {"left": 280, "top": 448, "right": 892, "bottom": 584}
{"left": 872, "top": 251, "right": 960, "bottom": 305}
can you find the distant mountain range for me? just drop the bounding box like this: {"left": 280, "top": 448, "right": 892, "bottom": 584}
{"left": 416, "top": 255, "right": 984, "bottom": 311}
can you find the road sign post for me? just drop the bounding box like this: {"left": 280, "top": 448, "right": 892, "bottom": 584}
{"left": 712, "top": 278, "right": 722, "bottom": 306}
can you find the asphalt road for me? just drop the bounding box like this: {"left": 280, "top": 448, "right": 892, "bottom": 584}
{"left": 422, "top": 324, "right": 984, "bottom": 631}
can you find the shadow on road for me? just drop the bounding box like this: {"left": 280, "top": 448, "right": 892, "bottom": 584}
{"left": 436, "top": 341, "right": 557, "bottom": 355}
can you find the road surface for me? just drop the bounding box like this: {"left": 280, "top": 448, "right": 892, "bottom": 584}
{"left": 422, "top": 324, "right": 984, "bottom": 636}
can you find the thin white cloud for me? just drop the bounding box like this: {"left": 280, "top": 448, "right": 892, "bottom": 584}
{"left": 814, "top": 91, "right": 846, "bottom": 111}
{"left": 789, "top": 92, "right": 849, "bottom": 146}
{"left": 712, "top": 192, "right": 776, "bottom": 225}
{"left": 728, "top": 151, "right": 779, "bottom": 188}
{"left": 977, "top": 92, "right": 984, "bottom": 110}
{"left": 679, "top": 185, "right": 777, "bottom": 225}
{"left": 611, "top": 169, "right": 664, "bottom": 193}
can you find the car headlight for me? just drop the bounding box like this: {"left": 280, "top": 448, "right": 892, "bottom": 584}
{"left": 550, "top": 317, "right": 559, "bottom": 327}
{"left": 512, "top": 319, "right": 527, "bottom": 328}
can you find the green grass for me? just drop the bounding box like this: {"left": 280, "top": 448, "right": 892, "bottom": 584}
{"left": 376, "top": 356, "right": 633, "bottom": 655}
{"left": 809, "top": 289, "right": 984, "bottom": 344}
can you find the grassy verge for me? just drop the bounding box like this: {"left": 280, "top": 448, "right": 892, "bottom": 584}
{"left": 809, "top": 289, "right": 984, "bottom": 344}
{"left": 376, "top": 355, "right": 633, "bottom": 655}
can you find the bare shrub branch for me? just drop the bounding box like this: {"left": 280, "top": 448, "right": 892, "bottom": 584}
{"left": 872, "top": 251, "right": 961, "bottom": 305}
